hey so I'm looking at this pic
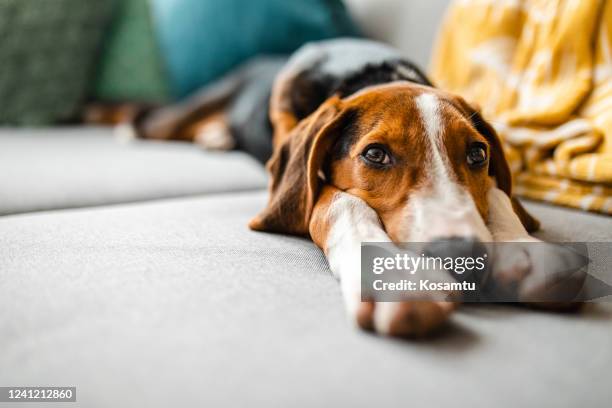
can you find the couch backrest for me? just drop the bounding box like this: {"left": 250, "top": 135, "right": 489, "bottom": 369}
{"left": 344, "top": 0, "right": 450, "bottom": 70}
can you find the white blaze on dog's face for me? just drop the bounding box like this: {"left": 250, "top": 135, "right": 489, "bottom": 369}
{"left": 405, "top": 93, "right": 492, "bottom": 242}
{"left": 327, "top": 82, "right": 505, "bottom": 244}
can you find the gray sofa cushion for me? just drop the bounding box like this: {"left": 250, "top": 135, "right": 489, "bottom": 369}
{"left": 0, "top": 127, "right": 268, "bottom": 215}
{"left": 1, "top": 191, "right": 611, "bottom": 407}
{"left": 525, "top": 201, "right": 612, "bottom": 242}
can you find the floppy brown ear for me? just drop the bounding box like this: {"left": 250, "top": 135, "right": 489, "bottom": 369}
{"left": 456, "top": 98, "right": 540, "bottom": 232}
{"left": 249, "top": 96, "right": 347, "bottom": 235}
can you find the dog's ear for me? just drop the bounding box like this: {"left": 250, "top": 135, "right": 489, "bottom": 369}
{"left": 249, "top": 96, "right": 347, "bottom": 235}
{"left": 456, "top": 98, "right": 540, "bottom": 232}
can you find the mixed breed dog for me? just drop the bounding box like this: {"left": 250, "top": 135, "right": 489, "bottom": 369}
{"left": 111, "top": 39, "right": 585, "bottom": 338}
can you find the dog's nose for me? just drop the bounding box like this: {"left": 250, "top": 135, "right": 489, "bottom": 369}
{"left": 423, "top": 236, "right": 489, "bottom": 285}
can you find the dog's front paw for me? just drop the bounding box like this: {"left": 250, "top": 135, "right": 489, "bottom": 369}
{"left": 491, "top": 241, "right": 587, "bottom": 309}
{"left": 354, "top": 300, "right": 457, "bottom": 338}
{"left": 348, "top": 263, "right": 462, "bottom": 338}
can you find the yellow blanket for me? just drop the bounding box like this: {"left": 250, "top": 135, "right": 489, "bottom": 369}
{"left": 431, "top": 0, "right": 612, "bottom": 214}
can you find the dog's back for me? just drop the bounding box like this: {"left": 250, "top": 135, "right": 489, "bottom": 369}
{"left": 128, "top": 38, "right": 432, "bottom": 163}
{"left": 269, "top": 38, "right": 432, "bottom": 146}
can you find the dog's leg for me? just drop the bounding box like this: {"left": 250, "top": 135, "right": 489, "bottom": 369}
{"left": 132, "top": 61, "right": 256, "bottom": 141}
{"left": 189, "top": 113, "right": 235, "bottom": 150}
{"left": 487, "top": 187, "right": 541, "bottom": 242}
{"left": 487, "top": 187, "right": 585, "bottom": 308}
{"left": 310, "top": 186, "right": 458, "bottom": 338}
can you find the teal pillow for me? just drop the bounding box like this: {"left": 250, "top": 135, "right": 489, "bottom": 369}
{"left": 150, "top": 0, "right": 360, "bottom": 98}
{"left": 0, "top": 0, "right": 115, "bottom": 125}
{"left": 93, "top": 0, "right": 170, "bottom": 103}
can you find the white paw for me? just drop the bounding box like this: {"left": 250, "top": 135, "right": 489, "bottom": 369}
{"left": 194, "top": 122, "right": 235, "bottom": 150}
{"left": 491, "top": 241, "right": 587, "bottom": 304}
{"left": 345, "top": 274, "right": 460, "bottom": 338}
{"left": 114, "top": 123, "right": 138, "bottom": 144}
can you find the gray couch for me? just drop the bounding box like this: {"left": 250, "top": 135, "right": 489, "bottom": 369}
{"left": 2, "top": 2, "right": 612, "bottom": 406}
{"left": 2, "top": 126, "right": 612, "bottom": 408}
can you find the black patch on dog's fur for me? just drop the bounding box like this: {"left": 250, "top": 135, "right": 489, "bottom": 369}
{"left": 320, "top": 108, "right": 361, "bottom": 181}
{"left": 289, "top": 59, "right": 432, "bottom": 123}
{"left": 330, "top": 108, "right": 361, "bottom": 160}
{"left": 290, "top": 61, "right": 336, "bottom": 121}
{"left": 335, "top": 60, "right": 431, "bottom": 97}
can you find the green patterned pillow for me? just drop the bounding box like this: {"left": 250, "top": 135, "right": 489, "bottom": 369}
{"left": 0, "top": 0, "right": 115, "bottom": 125}
{"left": 93, "top": 0, "right": 170, "bottom": 103}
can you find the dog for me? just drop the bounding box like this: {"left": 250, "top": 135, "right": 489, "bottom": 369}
{"left": 130, "top": 39, "right": 585, "bottom": 338}
{"left": 100, "top": 57, "right": 287, "bottom": 163}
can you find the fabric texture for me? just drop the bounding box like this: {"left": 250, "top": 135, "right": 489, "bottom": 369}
{"left": 93, "top": 0, "right": 171, "bottom": 102}
{"left": 150, "top": 0, "right": 361, "bottom": 98}
{"left": 0, "top": 127, "right": 267, "bottom": 215}
{"left": 431, "top": 0, "right": 612, "bottom": 214}
{"left": 0, "top": 0, "right": 115, "bottom": 125}
{"left": 1, "top": 191, "right": 611, "bottom": 407}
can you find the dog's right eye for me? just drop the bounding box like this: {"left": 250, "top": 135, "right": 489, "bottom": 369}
{"left": 361, "top": 145, "right": 391, "bottom": 166}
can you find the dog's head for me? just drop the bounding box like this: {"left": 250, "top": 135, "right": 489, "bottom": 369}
{"left": 250, "top": 82, "right": 538, "bottom": 243}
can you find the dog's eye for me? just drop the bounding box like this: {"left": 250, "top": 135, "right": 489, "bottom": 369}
{"left": 362, "top": 146, "right": 391, "bottom": 165}
{"left": 467, "top": 143, "right": 488, "bottom": 167}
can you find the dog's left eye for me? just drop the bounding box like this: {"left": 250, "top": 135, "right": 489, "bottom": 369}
{"left": 362, "top": 146, "right": 391, "bottom": 165}
{"left": 467, "top": 143, "right": 488, "bottom": 167}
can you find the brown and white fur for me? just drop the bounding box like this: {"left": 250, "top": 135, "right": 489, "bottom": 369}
{"left": 249, "top": 41, "right": 582, "bottom": 338}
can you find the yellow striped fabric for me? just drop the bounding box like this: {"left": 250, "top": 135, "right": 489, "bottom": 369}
{"left": 431, "top": 0, "right": 612, "bottom": 214}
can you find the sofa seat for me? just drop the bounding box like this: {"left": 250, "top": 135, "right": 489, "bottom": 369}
{"left": 1, "top": 190, "right": 611, "bottom": 407}
{"left": 0, "top": 127, "right": 268, "bottom": 215}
